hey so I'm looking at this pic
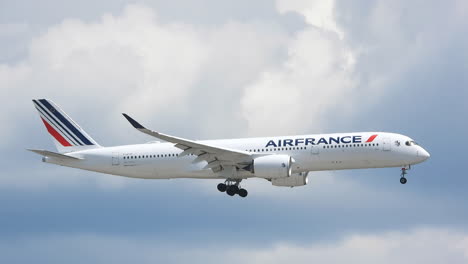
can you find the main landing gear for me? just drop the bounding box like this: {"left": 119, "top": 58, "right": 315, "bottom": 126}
{"left": 217, "top": 179, "right": 248, "bottom": 198}
{"left": 400, "top": 166, "right": 410, "bottom": 184}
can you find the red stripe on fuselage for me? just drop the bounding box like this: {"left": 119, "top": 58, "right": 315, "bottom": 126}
{"left": 366, "top": 134, "right": 378, "bottom": 143}
{"left": 40, "top": 117, "right": 72, "bottom": 146}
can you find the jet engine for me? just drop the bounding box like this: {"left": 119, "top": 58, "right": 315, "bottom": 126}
{"left": 253, "top": 155, "right": 292, "bottom": 179}
{"left": 271, "top": 172, "right": 308, "bottom": 187}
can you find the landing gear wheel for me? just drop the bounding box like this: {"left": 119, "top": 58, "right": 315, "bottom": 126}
{"left": 217, "top": 183, "right": 227, "bottom": 192}
{"left": 238, "top": 188, "right": 248, "bottom": 198}
{"left": 226, "top": 185, "right": 238, "bottom": 196}
{"left": 400, "top": 167, "right": 410, "bottom": 185}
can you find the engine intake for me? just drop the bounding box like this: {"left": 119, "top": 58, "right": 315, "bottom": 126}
{"left": 253, "top": 155, "right": 292, "bottom": 179}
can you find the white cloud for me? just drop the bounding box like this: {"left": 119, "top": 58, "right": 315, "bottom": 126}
{"left": 240, "top": 26, "right": 356, "bottom": 135}
{"left": 2, "top": 228, "right": 468, "bottom": 263}
{"left": 240, "top": 0, "right": 364, "bottom": 136}
{"left": 276, "top": 0, "right": 343, "bottom": 37}
{"left": 0, "top": 4, "right": 288, "bottom": 147}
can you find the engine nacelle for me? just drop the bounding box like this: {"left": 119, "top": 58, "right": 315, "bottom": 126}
{"left": 271, "top": 172, "right": 308, "bottom": 187}
{"left": 253, "top": 155, "right": 292, "bottom": 179}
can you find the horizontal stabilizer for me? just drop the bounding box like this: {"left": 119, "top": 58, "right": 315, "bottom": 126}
{"left": 27, "top": 149, "right": 82, "bottom": 160}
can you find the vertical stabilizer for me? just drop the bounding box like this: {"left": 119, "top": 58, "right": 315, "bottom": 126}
{"left": 32, "top": 99, "right": 101, "bottom": 153}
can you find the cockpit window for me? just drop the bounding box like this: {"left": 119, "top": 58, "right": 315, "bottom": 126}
{"left": 405, "top": 141, "right": 418, "bottom": 146}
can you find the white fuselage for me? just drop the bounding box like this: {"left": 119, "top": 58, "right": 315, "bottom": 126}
{"left": 43, "top": 132, "right": 430, "bottom": 180}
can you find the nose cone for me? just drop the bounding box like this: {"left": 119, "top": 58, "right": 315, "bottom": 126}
{"left": 418, "top": 147, "right": 430, "bottom": 162}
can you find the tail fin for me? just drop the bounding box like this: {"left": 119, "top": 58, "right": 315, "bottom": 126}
{"left": 32, "top": 99, "right": 101, "bottom": 153}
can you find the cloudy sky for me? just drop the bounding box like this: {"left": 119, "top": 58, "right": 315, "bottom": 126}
{"left": 1, "top": 0, "right": 468, "bottom": 263}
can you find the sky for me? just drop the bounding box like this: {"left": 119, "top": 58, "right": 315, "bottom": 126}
{"left": 0, "top": 0, "right": 468, "bottom": 263}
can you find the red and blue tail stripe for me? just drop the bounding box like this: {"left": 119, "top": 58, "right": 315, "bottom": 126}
{"left": 40, "top": 117, "right": 72, "bottom": 146}
{"left": 38, "top": 99, "right": 94, "bottom": 145}
{"left": 33, "top": 99, "right": 96, "bottom": 147}
{"left": 33, "top": 100, "right": 82, "bottom": 146}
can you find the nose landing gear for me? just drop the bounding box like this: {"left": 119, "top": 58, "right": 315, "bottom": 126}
{"left": 400, "top": 165, "right": 410, "bottom": 184}
{"left": 217, "top": 179, "right": 248, "bottom": 197}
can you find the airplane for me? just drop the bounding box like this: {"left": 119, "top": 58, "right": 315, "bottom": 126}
{"left": 28, "top": 99, "right": 430, "bottom": 198}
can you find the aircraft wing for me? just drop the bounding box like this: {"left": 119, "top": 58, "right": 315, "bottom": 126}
{"left": 122, "top": 114, "right": 253, "bottom": 173}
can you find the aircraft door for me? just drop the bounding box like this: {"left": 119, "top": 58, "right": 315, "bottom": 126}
{"left": 310, "top": 145, "right": 319, "bottom": 155}
{"left": 382, "top": 138, "right": 391, "bottom": 151}
{"left": 112, "top": 152, "right": 120, "bottom": 166}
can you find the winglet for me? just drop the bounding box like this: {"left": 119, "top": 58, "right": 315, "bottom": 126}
{"left": 122, "top": 113, "right": 145, "bottom": 129}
